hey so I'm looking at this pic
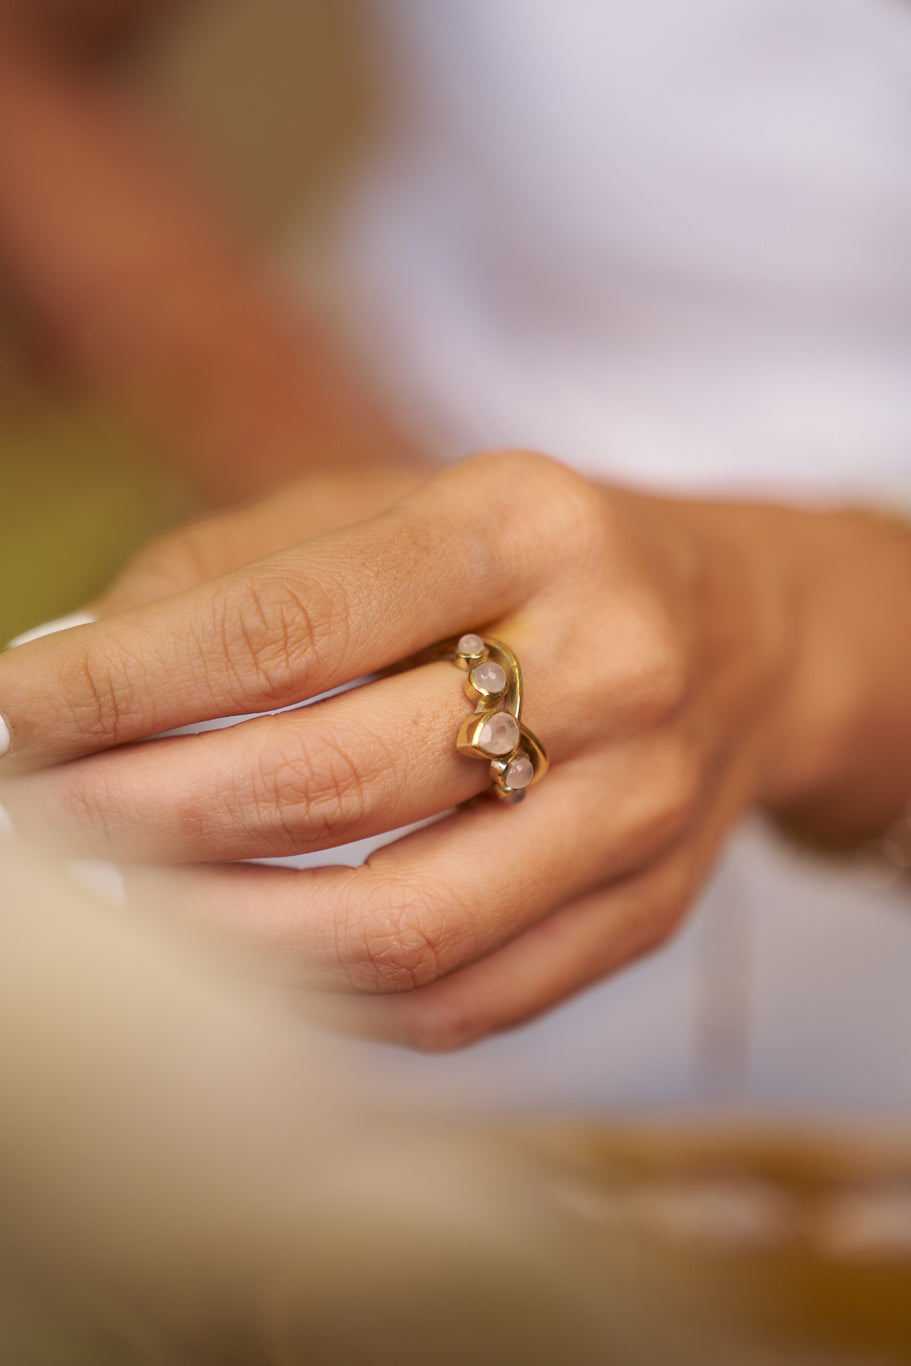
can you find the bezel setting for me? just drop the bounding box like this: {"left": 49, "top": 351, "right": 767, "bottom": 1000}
{"left": 444, "top": 634, "right": 549, "bottom": 801}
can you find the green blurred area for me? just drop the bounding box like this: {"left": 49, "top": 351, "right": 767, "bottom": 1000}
{"left": 0, "top": 406, "right": 186, "bottom": 645}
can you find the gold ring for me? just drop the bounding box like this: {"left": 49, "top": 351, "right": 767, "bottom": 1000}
{"left": 440, "top": 633, "right": 548, "bottom": 802}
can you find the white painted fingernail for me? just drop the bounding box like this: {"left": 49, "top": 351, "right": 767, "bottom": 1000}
{"left": 0, "top": 715, "right": 10, "bottom": 758}
{"left": 66, "top": 860, "right": 127, "bottom": 909}
{"left": 0, "top": 801, "right": 14, "bottom": 841}
{"left": 7, "top": 610, "right": 96, "bottom": 649}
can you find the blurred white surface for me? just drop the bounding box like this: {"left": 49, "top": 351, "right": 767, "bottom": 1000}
{"left": 317, "top": 0, "right": 911, "bottom": 498}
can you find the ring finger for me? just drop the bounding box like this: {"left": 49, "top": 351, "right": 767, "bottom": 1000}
{"left": 6, "top": 620, "right": 572, "bottom": 861}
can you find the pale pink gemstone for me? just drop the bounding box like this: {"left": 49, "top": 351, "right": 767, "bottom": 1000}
{"left": 471, "top": 661, "right": 507, "bottom": 693}
{"left": 477, "top": 712, "right": 520, "bottom": 756}
{"left": 456, "top": 633, "right": 485, "bottom": 657}
{"left": 504, "top": 754, "right": 535, "bottom": 789}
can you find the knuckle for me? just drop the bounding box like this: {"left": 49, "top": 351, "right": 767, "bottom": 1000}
{"left": 340, "top": 874, "right": 459, "bottom": 994}
{"left": 61, "top": 644, "right": 141, "bottom": 746}
{"left": 212, "top": 570, "right": 342, "bottom": 710}
{"left": 626, "top": 607, "right": 690, "bottom": 723}
{"left": 236, "top": 725, "right": 396, "bottom": 853}
{"left": 473, "top": 448, "right": 606, "bottom": 574}
{"left": 303, "top": 731, "right": 396, "bottom": 842}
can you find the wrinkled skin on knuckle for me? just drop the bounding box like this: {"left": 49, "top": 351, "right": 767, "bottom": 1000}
{"left": 211, "top": 569, "right": 339, "bottom": 710}
{"left": 59, "top": 641, "right": 145, "bottom": 746}
{"left": 339, "top": 874, "right": 464, "bottom": 995}
{"left": 232, "top": 724, "right": 399, "bottom": 854}
{"left": 301, "top": 731, "right": 402, "bottom": 846}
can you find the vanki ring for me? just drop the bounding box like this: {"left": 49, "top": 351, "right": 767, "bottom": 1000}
{"left": 440, "top": 633, "right": 549, "bottom": 802}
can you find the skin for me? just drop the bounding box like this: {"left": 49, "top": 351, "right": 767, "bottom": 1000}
{"left": 3, "top": 456, "right": 911, "bottom": 1049}
{"left": 2, "top": 0, "right": 911, "bottom": 1050}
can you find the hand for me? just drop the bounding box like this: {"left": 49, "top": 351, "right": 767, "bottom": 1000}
{"left": 0, "top": 451, "right": 894, "bottom": 1047}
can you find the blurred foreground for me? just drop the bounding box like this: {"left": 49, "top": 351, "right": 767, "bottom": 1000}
{"left": 2, "top": 834, "right": 911, "bottom": 1366}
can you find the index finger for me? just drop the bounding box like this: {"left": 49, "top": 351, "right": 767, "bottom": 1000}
{"left": 0, "top": 456, "right": 540, "bottom": 768}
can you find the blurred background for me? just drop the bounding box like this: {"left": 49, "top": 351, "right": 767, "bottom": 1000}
{"left": 0, "top": 0, "right": 369, "bottom": 643}
{"left": 4, "top": 3, "right": 911, "bottom": 1361}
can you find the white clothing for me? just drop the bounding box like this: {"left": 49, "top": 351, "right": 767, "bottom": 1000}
{"left": 347, "top": 0, "right": 911, "bottom": 499}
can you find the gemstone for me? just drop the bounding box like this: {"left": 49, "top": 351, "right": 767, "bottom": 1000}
{"left": 471, "top": 661, "right": 507, "bottom": 693}
{"left": 477, "top": 711, "right": 520, "bottom": 756}
{"left": 504, "top": 754, "right": 534, "bottom": 789}
{"left": 456, "top": 633, "right": 485, "bottom": 658}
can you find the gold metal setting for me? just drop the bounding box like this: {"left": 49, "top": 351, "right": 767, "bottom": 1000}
{"left": 440, "top": 633, "right": 549, "bottom": 803}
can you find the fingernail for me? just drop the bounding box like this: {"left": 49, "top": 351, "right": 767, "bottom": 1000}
{"left": 66, "top": 860, "right": 127, "bottom": 909}
{"left": 6, "top": 610, "right": 96, "bottom": 650}
{"left": 0, "top": 800, "right": 14, "bottom": 841}
{"left": 0, "top": 715, "right": 9, "bottom": 758}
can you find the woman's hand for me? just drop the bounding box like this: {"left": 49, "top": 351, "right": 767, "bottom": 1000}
{"left": 2, "top": 450, "right": 909, "bottom": 1048}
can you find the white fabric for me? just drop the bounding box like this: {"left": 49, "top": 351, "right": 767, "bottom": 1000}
{"left": 282, "top": 0, "right": 911, "bottom": 1115}
{"left": 342, "top": 0, "right": 911, "bottom": 498}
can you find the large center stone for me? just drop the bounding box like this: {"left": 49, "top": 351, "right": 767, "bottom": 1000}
{"left": 478, "top": 711, "right": 520, "bottom": 756}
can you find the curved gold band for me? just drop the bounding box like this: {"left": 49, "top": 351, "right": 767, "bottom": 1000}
{"left": 439, "top": 633, "right": 549, "bottom": 803}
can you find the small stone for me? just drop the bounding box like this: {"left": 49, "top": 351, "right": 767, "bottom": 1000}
{"left": 504, "top": 754, "right": 534, "bottom": 789}
{"left": 477, "top": 712, "right": 520, "bottom": 756}
{"left": 456, "top": 633, "right": 485, "bottom": 658}
{"left": 471, "top": 661, "right": 507, "bottom": 693}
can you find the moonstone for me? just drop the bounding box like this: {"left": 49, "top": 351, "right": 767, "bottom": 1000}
{"left": 504, "top": 754, "right": 534, "bottom": 789}
{"left": 456, "top": 633, "right": 485, "bottom": 657}
{"left": 471, "top": 661, "right": 507, "bottom": 693}
{"left": 477, "top": 711, "right": 520, "bottom": 756}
